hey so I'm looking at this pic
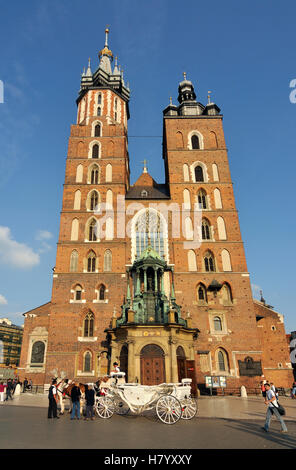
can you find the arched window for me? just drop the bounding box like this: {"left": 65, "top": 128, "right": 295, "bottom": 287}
{"left": 104, "top": 250, "right": 112, "bottom": 272}
{"left": 188, "top": 250, "right": 197, "bottom": 271}
{"left": 217, "top": 216, "right": 227, "bottom": 240}
{"left": 90, "top": 191, "right": 98, "bottom": 211}
{"left": 97, "top": 93, "right": 102, "bottom": 105}
{"left": 87, "top": 251, "right": 96, "bottom": 272}
{"left": 106, "top": 164, "right": 112, "bottom": 183}
{"left": 216, "top": 349, "right": 228, "bottom": 372}
{"left": 176, "top": 131, "right": 184, "bottom": 149}
{"left": 191, "top": 135, "right": 200, "bottom": 149}
{"left": 221, "top": 283, "right": 233, "bottom": 303}
{"left": 94, "top": 123, "right": 101, "bottom": 137}
{"left": 92, "top": 144, "right": 99, "bottom": 159}
{"left": 214, "top": 188, "right": 222, "bottom": 209}
{"left": 71, "top": 218, "right": 79, "bottom": 241}
{"left": 204, "top": 251, "right": 215, "bottom": 272}
{"left": 183, "top": 189, "right": 191, "bottom": 209}
{"left": 195, "top": 165, "right": 204, "bottom": 182}
{"left": 197, "top": 189, "right": 208, "bottom": 209}
{"left": 221, "top": 249, "right": 232, "bottom": 271}
{"left": 89, "top": 164, "right": 99, "bottom": 184}
{"left": 83, "top": 312, "right": 94, "bottom": 337}
{"left": 70, "top": 250, "right": 78, "bottom": 272}
{"left": 76, "top": 164, "right": 83, "bottom": 183}
{"left": 197, "top": 283, "right": 207, "bottom": 302}
{"left": 133, "top": 209, "right": 168, "bottom": 261}
{"left": 185, "top": 217, "right": 193, "bottom": 240}
{"left": 97, "top": 107, "right": 101, "bottom": 116}
{"left": 214, "top": 316, "right": 222, "bottom": 331}
{"left": 99, "top": 284, "right": 106, "bottom": 300}
{"left": 74, "top": 190, "right": 81, "bottom": 210}
{"left": 74, "top": 285, "right": 82, "bottom": 301}
{"left": 84, "top": 352, "right": 92, "bottom": 372}
{"left": 88, "top": 219, "right": 98, "bottom": 241}
{"left": 202, "top": 219, "right": 211, "bottom": 240}
{"left": 183, "top": 164, "right": 189, "bottom": 182}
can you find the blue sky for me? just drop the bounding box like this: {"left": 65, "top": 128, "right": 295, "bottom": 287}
{"left": 0, "top": 0, "right": 295, "bottom": 332}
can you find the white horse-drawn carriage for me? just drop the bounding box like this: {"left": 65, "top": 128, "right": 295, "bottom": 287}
{"left": 95, "top": 372, "right": 197, "bottom": 424}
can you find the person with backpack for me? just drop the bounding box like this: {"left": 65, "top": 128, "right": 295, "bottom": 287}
{"left": 47, "top": 379, "right": 59, "bottom": 419}
{"left": 84, "top": 384, "right": 95, "bottom": 421}
{"left": 70, "top": 382, "right": 81, "bottom": 420}
{"left": 5, "top": 379, "right": 13, "bottom": 401}
{"left": 261, "top": 382, "right": 287, "bottom": 433}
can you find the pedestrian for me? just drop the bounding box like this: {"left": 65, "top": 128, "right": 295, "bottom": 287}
{"left": 0, "top": 381, "right": 6, "bottom": 402}
{"left": 112, "top": 362, "right": 120, "bottom": 373}
{"left": 47, "top": 379, "right": 59, "bottom": 419}
{"left": 291, "top": 381, "right": 296, "bottom": 399}
{"left": 5, "top": 379, "right": 13, "bottom": 401}
{"left": 270, "top": 382, "right": 279, "bottom": 399}
{"left": 28, "top": 379, "right": 33, "bottom": 391}
{"left": 261, "top": 382, "right": 288, "bottom": 433}
{"left": 84, "top": 384, "right": 95, "bottom": 421}
{"left": 260, "top": 381, "right": 266, "bottom": 398}
{"left": 70, "top": 382, "right": 81, "bottom": 420}
{"left": 23, "top": 377, "right": 28, "bottom": 393}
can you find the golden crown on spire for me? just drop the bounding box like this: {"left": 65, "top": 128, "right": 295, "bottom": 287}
{"left": 98, "top": 25, "right": 113, "bottom": 59}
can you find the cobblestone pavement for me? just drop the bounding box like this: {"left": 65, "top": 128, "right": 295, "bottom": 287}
{"left": 0, "top": 394, "right": 296, "bottom": 449}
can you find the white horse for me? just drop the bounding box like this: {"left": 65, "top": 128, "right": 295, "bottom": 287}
{"left": 55, "top": 378, "right": 71, "bottom": 415}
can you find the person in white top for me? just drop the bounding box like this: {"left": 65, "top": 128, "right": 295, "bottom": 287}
{"left": 262, "top": 383, "right": 287, "bottom": 433}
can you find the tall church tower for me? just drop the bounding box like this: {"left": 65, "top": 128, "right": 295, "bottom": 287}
{"left": 46, "top": 29, "right": 131, "bottom": 381}
{"left": 162, "top": 75, "right": 263, "bottom": 386}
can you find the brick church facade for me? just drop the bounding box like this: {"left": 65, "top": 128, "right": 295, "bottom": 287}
{"left": 19, "top": 29, "right": 293, "bottom": 391}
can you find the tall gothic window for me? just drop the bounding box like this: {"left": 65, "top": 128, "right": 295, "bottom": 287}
{"left": 197, "top": 189, "right": 208, "bottom": 209}
{"left": 191, "top": 135, "right": 200, "bottom": 149}
{"left": 70, "top": 250, "right": 78, "bottom": 272}
{"left": 90, "top": 191, "right": 98, "bottom": 211}
{"left": 92, "top": 144, "right": 99, "bottom": 159}
{"left": 197, "top": 283, "right": 207, "bottom": 302}
{"left": 133, "top": 209, "right": 167, "bottom": 261}
{"left": 94, "top": 124, "right": 101, "bottom": 137}
{"left": 104, "top": 250, "right": 112, "bottom": 272}
{"left": 99, "top": 284, "right": 106, "bottom": 300}
{"left": 202, "top": 219, "right": 211, "bottom": 240}
{"left": 90, "top": 166, "right": 99, "bottom": 184}
{"left": 97, "top": 107, "right": 101, "bottom": 116}
{"left": 87, "top": 251, "right": 96, "bottom": 272}
{"left": 204, "top": 251, "right": 215, "bottom": 272}
{"left": 84, "top": 312, "right": 94, "bottom": 337}
{"left": 84, "top": 352, "right": 91, "bottom": 372}
{"left": 88, "top": 219, "right": 98, "bottom": 241}
{"left": 195, "top": 165, "right": 204, "bottom": 182}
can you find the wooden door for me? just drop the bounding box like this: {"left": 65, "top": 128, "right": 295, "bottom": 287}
{"left": 177, "top": 358, "right": 186, "bottom": 382}
{"left": 185, "top": 360, "right": 197, "bottom": 396}
{"left": 141, "top": 356, "right": 165, "bottom": 385}
{"left": 140, "top": 344, "right": 165, "bottom": 385}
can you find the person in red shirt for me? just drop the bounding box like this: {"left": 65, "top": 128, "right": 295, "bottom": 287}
{"left": 0, "top": 381, "right": 7, "bottom": 402}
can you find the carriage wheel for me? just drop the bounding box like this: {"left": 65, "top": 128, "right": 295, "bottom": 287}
{"left": 113, "top": 396, "right": 130, "bottom": 415}
{"left": 156, "top": 395, "right": 182, "bottom": 424}
{"left": 95, "top": 397, "right": 114, "bottom": 419}
{"left": 180, "top": 397, "right": 197, "bottom": 420}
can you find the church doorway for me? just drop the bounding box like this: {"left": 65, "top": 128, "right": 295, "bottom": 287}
{"left": 119, "top": 345, "right": 128, "bottom": 379}
{"left": 140, "top": 344, "right": 165, "bottom": 385}
{"left": 177, "top": 346, "right": 186, "bottom": 382}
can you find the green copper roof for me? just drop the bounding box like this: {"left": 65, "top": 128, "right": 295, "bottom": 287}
{"left": 138, "top": 245, "right": 163, "bottom": 260}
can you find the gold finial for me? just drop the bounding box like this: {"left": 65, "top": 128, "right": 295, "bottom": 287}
{"left": 183, "top": 72, "right": 187, "bottom": 80}
{"left": 208, "top": 90, "right": 212, "bottom": 104}
{"left": 169, "top": 96, "right": 172, "bottom": 105}
{"left": 141, "top": 159, "right": 148, "bottom": 173}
